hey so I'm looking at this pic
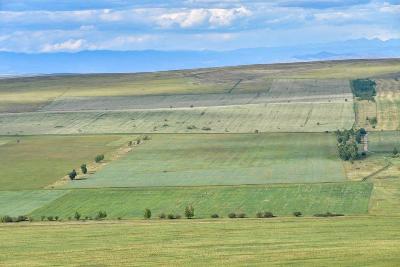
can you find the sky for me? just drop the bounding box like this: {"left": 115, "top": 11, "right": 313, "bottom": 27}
{"left": 0, "top": 0, "right": 399, "bottom": 53}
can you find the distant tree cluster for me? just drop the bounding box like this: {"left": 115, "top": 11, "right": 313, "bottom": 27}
{"left": 351, "top": 79, "right": 376, "bottom": 100}
{"left": 336, "top": 128, "right": 366, "bottom": 161}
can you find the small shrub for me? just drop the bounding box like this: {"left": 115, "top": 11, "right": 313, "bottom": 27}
{"left": 74, "top": 211, "right": 81, "bottom": 221}
{"left": 16, "top": 215, "right": 28, "bottom": 222}
{"left": 228, "top": 213, "right": 236, "bottom": 219}
{"left": 69, "top": 169, "right": 77, "bottom": 180}
{"left": 143, "top": 135, "right": 151, "bottom": 141}
{"left": 117, "top": 217, "right": 122, "bottom": 220}
{"left": 263, "top": 212, "right": 275, "bottom": 218}
{"left": 237, "top": 213, "right": 246, "bottom": 218}
{"left": 175, "top": 214, "right": 182, "bottom": 219}
{"left": 167, "top": 214, "right": 175, "bottom": 219}
{"left": 128, "top": 141, "right": 133, "bottom": 146}
{"left": 211, "top": 214, "right": 219, "bottom": 218}
{"left": 41, "top": 215, "right": 46, "bottom": 221}
{"left": 95, "top": 154, "right": 104, "bottom": 163}
{"left": 1, "top": 215, "right": 13, "bottom": 223}
{"left": 202, "top": 127, "right": 211, "bottom": 131}
{"left": 256, "top": 212, "right": 264, "bottom": 218}
{"left": 47, "top": 216, "right": 54, "bottom": 221}
{"left": 254, "top": 129, "right": 259, "bottom": 134}
{"left": 293, "top": 211, "right": 302, "bottom": 217}
{"left": 144, "top": 208, "right": 152, "bottom": 220}
{"left": 393, "top": 147, "right": 398, "bottom": 157}
{"left": 80, "top": 164, "right": 87, "bottom": 174}
{"left": 159, "top": 213, "right": 166, "bottom": 219}
{"left": 55, "top": 216, "right": 59, "bottom": 221}
{"left": 95, "top": 211, "right": 107, "bottom": 220}
{"left": 184, "top": 205, "right": 194, "bottom": 219}
{"left": 187, "top": 125, "right": 197, "bottom": 130}
{"left": 28, "top": 217, "right": 34, "bottom": 222}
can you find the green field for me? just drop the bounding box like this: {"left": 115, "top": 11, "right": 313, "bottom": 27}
{"left": 30, "top": 182, "right": 372, "bottom": 219}
{"left": 1, "top": 59, "right": 400, "bottom": 266}
{"left": 0, "top": 135, "right": 126, "bottom": 190}
{"left": 0, "top": 102, "right": 354, "bottom": 135}
{"left": 0, "top": 190, "right": 68, "bottom": 216}
{"left": 1, "top": 217, "right": 399, "bottom": 266}
{"left": 65, "top": 133, "right": 346, "bottom": 188}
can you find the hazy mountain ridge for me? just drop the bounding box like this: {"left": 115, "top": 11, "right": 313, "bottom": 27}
{"left": 1, "top": 38, "right": 399, "bottom": 74}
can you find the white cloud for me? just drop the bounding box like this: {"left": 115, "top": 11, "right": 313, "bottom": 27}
{"left": 41, "top": 39, "right": 86, "bottom": 52}
{"left": 156, "top": 6, "right": 251, "bottom": 28}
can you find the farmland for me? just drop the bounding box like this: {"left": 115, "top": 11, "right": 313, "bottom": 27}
{"left": 65, "top": 133, "right": 346, "bottom": 188}
{"left": 31, "top": 183, "right": 372, "bottom": 219}
{"left": 0, "top": 135, "right": 126, "bottom": 190}
{"left": 1, "top": 217, "right": 400, "bottom": 266}
{"left": 1, "top": 59, "right": 400, "bottom": 266}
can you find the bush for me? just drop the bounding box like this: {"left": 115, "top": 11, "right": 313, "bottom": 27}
{"left": 263, "top": 212, "right": 275, "bottom": 218}
{"left": 167, "top": 214, "right": 175, "bottom": 219}
{"left": 211, "top": 214, "right": 219, "bottom": 218}
{"left": 237, "top": 213, "right": 246, "bottom": 218}
{"left": 47, "top": 216, "right": 54, "bottom": 221}
{"left": 143, "top": 135, "right": 151, "bottom": 140}
{"left": 74, "top": 211, "right": 81, "bottom": 221}
{"left": 95, "top": 211, "right": 107, "bottom": 220}
{"left": 95, "top": 154, "right": 104, "bottom": 163}
{"left": 16, "top": 215, "right": 28, "bottom": 222}
{"left": 1, "top": 215, "right": 13, "bottom": 223}
{"left": 393, "top": 147, "right": 398, "bottom": 157}
{"left": 144, "top": 208, "right": 152, "bottom": 219}
{"left": 228, "top": 213, "right": 236, "bottom": 218}
{"left": 159, "top": 213, "right": 166, "bottom": 219}
{"left": 202, "top": 126, "right": 212, "bottom": 131}
{"left": 69, "top": 169, "right": 77, "bottom": 180}
{"left": 80, "top": 164, "right": 87, "bottom": 174}
{"left": 186, "top": 125, "right": 197, "bottom": 130}
{"left": 41, "top": 215, "right": 46, "bottom": 221}
{"left": 55, "top": 216, "right": 59, "bottom": 221}
{"left": 175, "top": 214, "right": 182, "bottom": 219}
{"left": 293, "top": 211, "right": 302, "bottom": 217}
{"left": 184, "top": 205, "right": 194, "bottom": 219}
{"left": 256, "top": 212, "right": 264, "bottom": 218}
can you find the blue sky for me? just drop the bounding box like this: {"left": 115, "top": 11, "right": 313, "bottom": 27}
{"left": 0, "top": 0, "right": 399, "bottom": 52}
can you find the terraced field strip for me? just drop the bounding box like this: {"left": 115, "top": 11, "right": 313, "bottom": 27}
{"left": 64, "top": 133, "right": 346, "bottom": 189}
{"left": 0, "top": 135, "right": 129, "bottom": 190}
{"left": 31, "top": 182, "right": 372, "bottom": 219}
{"left": 0, "top": 102, "right": 354, "bottom": 135}
{"left": 374, "top": 78, "right": 400, "bottom": 130}
{"left": 1, "top": 216, "right": 399, "bottom": 266}
{"left": 0, "top": 190, "right": 68, "bottom": 216}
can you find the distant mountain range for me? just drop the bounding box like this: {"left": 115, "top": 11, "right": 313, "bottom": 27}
{"left": 1, "top": 38, "right": 399, "bottom": 74}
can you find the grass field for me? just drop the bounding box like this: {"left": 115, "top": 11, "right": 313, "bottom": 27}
{"left": 30, "top": 182, "right": 372, "bottom": 219}
{"left": 0, "top": 190, "right": 68, "bottom": 216}
{"left": 64, "top": 133, "right": 346, "bottom": 188}
{"left": 0, "top": 102, "right": 354, "bottom": 135}
{"left": 1, "top": 217, "right": 399, "bottom": 266}
{"left": 0, "top": 135, "right": 127, "bottom": 190}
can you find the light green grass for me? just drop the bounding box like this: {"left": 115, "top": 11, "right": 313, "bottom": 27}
{"left": 0, "top": 102, "right": 355, "bottom": 135}
{"left": 32, "top": 182, "right": 372, "bottom": 219}
{"left": 0, "top": 217, "right": 399, "bottom": 266}
{"left": 0, "top": 135, "right": 126, "bottom": 190}
{"left": 65, "top": 133, "right": 346, "bottom": 188}
{"left": 0, "top": 190, "right": 68, "bottom": 216}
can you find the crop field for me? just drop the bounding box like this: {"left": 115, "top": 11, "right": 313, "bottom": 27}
{"left": 0, "top": 190, "right": 68, "bottom": 216}
{"left": 1, "top": 59, "right": 400, "bottom": 266}
{"left": 31, "top": 182, "right": 372, "bottom": 219}
{"left": 63, "top": 133, "right": 346, "bottom": 188}
{"left": 1, "top": 217, "right": 400, "bottom": 266}
{"left": 0, "top": 102, "right": 354, "bottom": 135}
{"left": 0, "top": 135, "right": 126, "bottom": 190}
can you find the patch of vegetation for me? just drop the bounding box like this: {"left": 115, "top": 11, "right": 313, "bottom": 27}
{"left": 336, "top": 128, "right": 366, "bottom": 161}
{"left": 95, "top": 154, "right": 105, "bottom": 163}
{"left": 351, "top": 79, "right": 376, "bottom": 100}
{"left": 314, "top": 212, "right": 344, "bottom": 217}
{"left": 144, "top": 208, "right": 151, "bottom": 219}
